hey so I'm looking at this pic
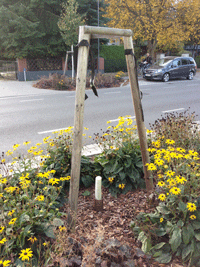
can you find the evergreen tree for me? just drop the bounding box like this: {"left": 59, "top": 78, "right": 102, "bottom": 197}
{"left": 0, "top": 0, "right": 66, "bottom": 59}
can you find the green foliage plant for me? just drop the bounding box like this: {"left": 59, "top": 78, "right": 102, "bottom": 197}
{"left": 0, "top": 144, "right": 66, "bottom": 266}
{"left": 94, "top": 116, "right": 144, "bottom": 197}
{"left": 131, "top": 112, "right": 200, "bottom": 266}
{"left": 195, "top": 55, "right": 200, "bottom": 68}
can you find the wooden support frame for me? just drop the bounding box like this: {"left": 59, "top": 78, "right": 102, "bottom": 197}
{"left": 68, "top": 26, "right": 153, "bottom": 228}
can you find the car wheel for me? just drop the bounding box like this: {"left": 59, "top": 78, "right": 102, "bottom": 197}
{"left": 187, "top": 71, "right": 194, "bottom": 80}
{"left": 162, "top": 73, "right": 169, "bottom": 82}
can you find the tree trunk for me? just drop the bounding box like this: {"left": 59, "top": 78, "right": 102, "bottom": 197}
{"left": 147, "top": 39, "right": 157, "bottom": 62}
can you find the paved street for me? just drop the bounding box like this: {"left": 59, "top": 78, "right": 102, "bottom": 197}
{"left": 0, "top": 72, "right": 200, "bottom": 155}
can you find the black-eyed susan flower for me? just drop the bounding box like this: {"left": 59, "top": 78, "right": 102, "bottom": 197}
{"left": 187, "top": 202, "right": 197, "bottom": 212}
{"left": 7, "top": 210, "right": 15, "bottom": 216}
{"left": 59, "top": 226, "right": 66, "bottom": 232}
{"left": 158, "top": 194, "right": 166, "bottom": 201}
{"left": 23, "top": 141, "right": 31, "bottom": 146}
{"left": 190, "top": 215, "right": 196, "bottom": 220}
{"left": 36, "top": 195, "right": 45, "bottom": 201}
{"left": 175, "top": 176, "right": 187, "bottom": 184}
{"left": 28, "top": 236, "right": 37, "bottom": 244}
{"left": 0, "top": 226, "right": 5, "bottom": 233}
{"left": 146, "top": 163, "right": 157, "bottom": 171}
{"left": 119, "top": 183, "right": 125, "bottom": 189}
{"left": 19, "top": 248, "right": 33, "bottom": 261}
{"left": 0, "top": 238, "right": 7, "bottom": 244}
{"left": 160, "top": 217, "right": 164, "bottom": 223}
{"left": 8, "top": 218, "right": 17, "bottom": 225}
{"left": 157, "top": 181, "right": 165, "bottom": 187}
{"left": 49, "top": 178, "right": 59, "bottom": 185}
{"left": 169, "top": 187, "right": 181, "bottom": 195}
{"left": 166, "top": 139, "right": 175, "bottom": 145}
{"left": 0, "top": 259, "right": 11, "bottom": 266}
{"left": 108, "top": 177, "right": 114, "bottom": 183}
{"left": 165, "top": 170, "right": 175, "bottom": 177}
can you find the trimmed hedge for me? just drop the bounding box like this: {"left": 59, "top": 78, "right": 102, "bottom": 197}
{"left": 100, "top": 45, "right": 141, "bottom": 73}
{"left": 195, "top": 55, "right": 200, "bottom": 68}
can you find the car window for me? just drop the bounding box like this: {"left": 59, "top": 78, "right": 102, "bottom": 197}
{"left": 189, "top": 58, "right": 195, "bottom": 64}
{"left": 182, "top": 59, "right": 188, "bottom": 65}
{"left": 154, "top": 58, "right": 173, "bottom": 67}
{"left": 172, "top": 59, "right": 181, "bottom": 67}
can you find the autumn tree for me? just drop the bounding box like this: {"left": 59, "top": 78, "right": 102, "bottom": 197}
{"left": 104, "top": 0, "right": 188, "bottom": 58}
{"left": 176, "top": 0, "right": 200, "bottom": 56}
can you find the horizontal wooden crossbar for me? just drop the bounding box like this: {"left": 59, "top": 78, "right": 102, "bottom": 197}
{"left": 83, "top": 26, "right": 133, "bottom": 39}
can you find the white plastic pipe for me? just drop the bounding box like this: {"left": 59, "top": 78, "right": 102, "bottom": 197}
{"left": 95, "top": 176, "right": 102, "bottom": 200}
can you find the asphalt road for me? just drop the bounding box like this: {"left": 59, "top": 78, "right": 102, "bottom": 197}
{"left": 0, "top": 74, "right": 200, "bottom": 155}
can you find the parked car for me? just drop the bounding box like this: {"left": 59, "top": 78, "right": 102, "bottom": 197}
{"left": 143, "top": 56, "right": 197, "bottom": 82}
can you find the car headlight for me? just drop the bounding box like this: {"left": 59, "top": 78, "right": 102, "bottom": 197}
{"left": 154, "top": 69, "right": 162, "bottom": 74}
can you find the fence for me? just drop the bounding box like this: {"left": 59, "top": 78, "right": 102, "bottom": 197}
{"left": 0, "top": 60, "right": 18, "bottom": 80}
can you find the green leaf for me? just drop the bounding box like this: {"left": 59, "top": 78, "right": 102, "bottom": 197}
{"left": 44, "top": 225, "right": 55, "bottom": 239}
{"left": 151, "top": 242, "right": 166, "bottom": 250}
{"left": 81, "top": 175, "right": 94, "bottom": 188}
{"left": 183, "top": 225, "right": 194, "bottom": 245}
{"left": 82, "top": 190, "right": 91, "bottom": 197}
{"left": 138, "top": 231, "right": 146, "bottom": 243}
{"left": 169, "top": 226, "right": 182, "bottom": 252}
{"left": 182, "top": 243, "right": 193, "bottom": 260}
{"left": 19, "top": 213, "right": 30, "bottom": 224}
{"left": 156, "top": 205, "right": 170, "bottom": 215}
{"left": 192, "top": 220, "right": 200, "bottom": 230}
{"left": 194, "top": 232, "right": 200, "bottom": 241}
{"left": 178, "top": 201, "right": 186, "bottom": 212}
{"left": 155, "top": 252, "right": 172, "bottom": 264}
{"left": 52, "top": 218, "right": 64, "bottom": 227}
{"left": 154, "top": 228, "right": 167, "bottom": 237}
{"left": 141, "top": 237, "right": 151, "bottom": 253}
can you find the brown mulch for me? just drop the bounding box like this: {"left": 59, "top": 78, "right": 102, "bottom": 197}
{"left": 51, "top": 186, "right": 186, "bottom": 267}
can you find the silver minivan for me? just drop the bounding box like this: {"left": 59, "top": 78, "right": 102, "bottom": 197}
{"left": 143, "top": 56, "right": 197, "bottom": 82}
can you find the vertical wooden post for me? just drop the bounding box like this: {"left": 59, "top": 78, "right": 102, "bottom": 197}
{"left": 68, "top": 26, "right": 90, "bottom": 228}
{"left": 124, "top": 36, "right": 153, "bottom": 191}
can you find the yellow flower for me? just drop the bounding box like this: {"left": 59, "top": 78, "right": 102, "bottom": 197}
{"left": 158, "top": 194, "right": 166, "bottom": 201}
{"left": 165, "top": 170, "right": 175, "bottom": 177}
{"left": 19, "top": 248, "right": 33, "bottom": 261}
{"left": 23, "top": 141, "right": 31, "bottom": 145}
{"left": 1, "top": 159, "right": 5, "bottom": 163}
{"left": 36, "top": 195, "right": 45, "bottom": 201}
{"left": 108, "top": 177, "right": 114, "bottom": 183}
{"left": 6, "top": 150, "right": 13, "bottom": 156}
{"left": 0, "top": 178, "right": 7, "bottom": 184}
{"left": 8, "top": 210, "right": 15, "bottom": 216}
{"left": 167, "top": 178, "right": 177, "bottom": 187}
{"left": 13, "top": 144, "right": 20, "bottom": 150}
{"left": 0, "top": 260, "right": 11, "bottom": 266}
{"left": 157, "top": 181, "right": 165, "bottom": 187}
{"left": 160, "top": 217, "right": 164, "bottom": 223}
{"left": 175, "top": 176, "right": 187, "bottom": 184}
{"left": 8, "top": 218, "right": 17, "bottom": 225}
{"left": 166, "top": 139, "right": 175, "bottom": 145}
{"left": 187, "top": 202, "right": 197, "bottom": 212}
{"left": 190, "top": 215, "right": 196, "bottom": 220}
{"left": 107, "top": 120, "right": 111, "bottom": 124}
{"left": 0, "top": 226, "right": 5, "bottom": 233}
{"left": 110, "top": 146, "right": 114, "bottom": 149}
{"left": 4, "top": 186, "right": 17, "bottom": 193}
{"left": 155, "top": 159, "right": 164, "bottom": 166}
{"left": 169, "top": 187, "right": 181, "bottom": 195}
{"left": 59, "top": 226, "right": 66, "bottom": 232}
{"left": 28, "top": 236, "right": 37, "bottom": 244}
{"left": 146, "top": 163, "right": 157, "bottom": 171}
{"left": 49, "top": 178, "right": 59, "bottom": 185}
{"left": 0, "top": 237, "right": 7, "bottom": 244}
{"left": 119, "top": 183, "right": 125, "bottom": 189}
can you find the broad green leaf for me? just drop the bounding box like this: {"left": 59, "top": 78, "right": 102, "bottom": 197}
{"left": 44, "top": 225, "right": 55, "bottom": 239}
{"left": 169, "top": 226, "right": 182, "bottom": 252}
{"left": 81, "top": 175, "right": 93, "bottom": 188}
{"left": 138, "top": 231, "right": 146, "bottom": 243}
{"left": 194, "top": 232, "right": 200, "bottom": 241}
{"left": 178, "top": 201, "right": 186, "bottom": 212}
{"left": 82, "top": 190, "right": 91, "bottom": 196}
{"left": 156, "top": 205, "right": 170, "bottom": 215}
{"left": 141, "top": 237, "right": 151, "bottom": 253}
{"left": 154, "top": 228, "right": 167, "bottom": 237}
{"left": 182, "top": 243, "right": 193, "bottom": 260}
{"left": 183, "top": 225, "right": 194, "bottom": 245}
{"left": 155, "top": 252, "right": 172, "bottom": 264}
{"left": 52, "top": 218, "right": 64, "bottom": 227}
{"left": 192, "top": 220, "right": 200, "bottom": 230}
{"left": 151, "top": 242, "right": 166, "bottom": 250}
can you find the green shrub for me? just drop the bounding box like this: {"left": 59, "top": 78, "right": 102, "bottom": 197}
{"left": 0, "top": 150, "right": 66, "bottom": 266}
{"left": 195, "top": 56, "right": 200, "bottom": 68}
{"left": 94, "top": 116, "right": 144, "bottom": 197}
{"left": 131, "top": 111, "right": 200, "bottom": 265}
